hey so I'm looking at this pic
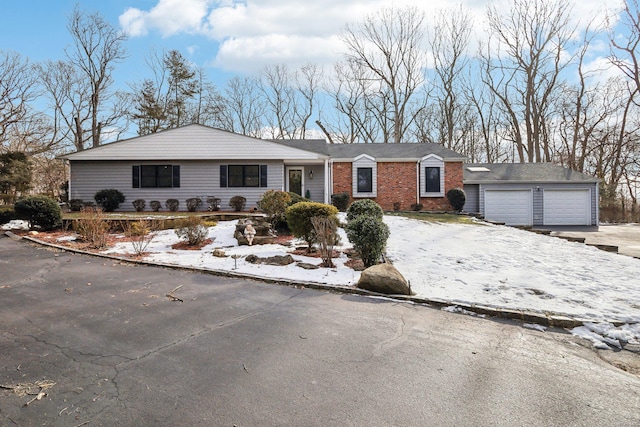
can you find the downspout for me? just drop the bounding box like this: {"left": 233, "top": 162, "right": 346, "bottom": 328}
{"left": 416, "top": 161, "right": 420, "bottom": 206}
{"left": 326, "top": 159, "right": 332, "bottom": 204}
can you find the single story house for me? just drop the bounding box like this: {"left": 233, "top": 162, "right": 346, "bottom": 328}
{"left": 62, "top": 124, "right": 466, "bottom": 212}
{"left": 463, "top": 163, "right": 600, "bottom": 227}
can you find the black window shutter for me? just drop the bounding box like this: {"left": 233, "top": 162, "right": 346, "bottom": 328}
{"left": 260, "top": 165, "right": 267, "bottom": 187}
{"left": 132, "top": 165, "right": 140, "bottom": 188}
{"left": 172, "top": 165, "right": 180, "bottom": 188}
{"left": 220, "top": 165, "right": 228, "bottom": 188}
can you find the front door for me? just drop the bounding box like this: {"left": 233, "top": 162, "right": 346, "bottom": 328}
{"left": 287, "top": 167, "right": 303, "bottom": 196}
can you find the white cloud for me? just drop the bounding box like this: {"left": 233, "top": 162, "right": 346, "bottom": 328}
{"left": 120, "top": 0, "right": 211, "bottom": 38}
{"left": 119, "top": 0, "right": 628, "bottom": 74}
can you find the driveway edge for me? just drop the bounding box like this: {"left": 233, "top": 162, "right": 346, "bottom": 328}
{"left": 5, "top": 230, "right": 600, "bottom": 329}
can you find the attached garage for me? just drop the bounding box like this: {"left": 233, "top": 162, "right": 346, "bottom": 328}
{"left": 484, "top": 189, "right": 532, "bottom": 226}
{"left": 543, "top": 189, "right": 591, "bottom": 226}
{"left": 463, "top": 163, "right": 600, "bottom": 227}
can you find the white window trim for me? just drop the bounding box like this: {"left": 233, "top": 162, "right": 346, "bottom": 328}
{"left": 352, "top": 154, "right": 377, "bottom": 198}
{"left": 420, "top": 154, "right": 445, "bottom": 197}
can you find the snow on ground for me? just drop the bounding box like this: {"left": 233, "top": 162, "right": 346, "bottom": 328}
{"left": 4, "top": 216, "right": 640, "bottom": 349}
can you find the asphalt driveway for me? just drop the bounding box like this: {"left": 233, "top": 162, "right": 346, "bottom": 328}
{"left": 1, "top": 234, "right": 640, "bottom": 426}
{"left": 545, "top": 224, "right": 640, "bottom": 258}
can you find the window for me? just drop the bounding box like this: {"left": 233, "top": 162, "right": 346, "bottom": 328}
{"left": 425, "top": 167, "right": 440, "bottom": 193}
{"left": 221, "top": 165, "right": 267, "bottom": 187}
{"left": 357, "top": 167, "right": 373, "bottom": 193}
{"left": 132, "top": 165, "right": 180, "bottom": 188}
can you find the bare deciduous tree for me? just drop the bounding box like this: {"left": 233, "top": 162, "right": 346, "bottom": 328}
{"left": 66, "top": 6, "right": 127, "bottom": 148}
{"left": 481, "top": 0, "right": 575, "bottom": 162}
{"left": 339, "top": 6, "right": 428, "bottom": 143}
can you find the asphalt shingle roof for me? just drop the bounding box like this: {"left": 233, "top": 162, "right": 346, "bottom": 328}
{"left": 464, "top": 163, "right": 599, "bottom": 183}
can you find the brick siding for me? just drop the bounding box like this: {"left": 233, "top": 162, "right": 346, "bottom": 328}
{"left": 331, "top": 161, "right": 464, "bottom": 211}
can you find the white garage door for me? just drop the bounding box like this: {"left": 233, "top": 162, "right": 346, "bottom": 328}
{"left": 544, "top": 189, "right": 591, "bottom": 226}
{"left": 484, "top": 190, "right": 533, "bottom": 226}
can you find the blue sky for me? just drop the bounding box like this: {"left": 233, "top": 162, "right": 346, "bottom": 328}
{"left": 2, "top": 0, "right": 626, "bottom": 95}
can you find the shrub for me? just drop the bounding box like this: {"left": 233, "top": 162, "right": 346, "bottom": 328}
{"left": 285, "top": 202, "right": 338, "bottom": 250}
{"left": 69, "top": 199, "right": 84, "bottom": 212}
{"left": 411, "top": 203, "right": 423, "bottom": 211}
{"left": 186, "top": 197, "right": 203, "bottom": 212}
{"left": 175, "top": 215, "right": 208, "bottom": 245}
{"left": 94, "top": 189, "right": 125, "bottom": 212}
{"left": 150, "top": 200, "right": 162, "bottom": 212}
{"left": 0, "top": 206, "right": 16, "bottom": 224}
{"left": 446, "top": 188, "right": 466, "bottom": 212}
{"left": 311, "top": 216, "right": 339, "bottom": 267}
{"left": 165, "top": 199, "right": 179, "bottom": 212}
{"left": 206, "top": 197, "right": 221, "bottom": 211}
{"left": 345, "top": 216, "right": 390, "bottom": 268}
{"left": 346, "top": 199, "right": 383, "bottom": 222}
{"left": 257, "top": 190, "right": 291, "bottom": 228}
{"left": 132, "top": 199, "right": 146, "bottom": 212}
{"left": 287, "top": 192, "right": 310, "bottom": 205}
{"left": 229, "top": 195, "right": 246, "bottom": 212}
{"left": 124, "top": 219, "right": 160, "bottom": 255}
{"left": 14, "top": 196, "right": 62, "bottom": 230}
{"left": 331, "top": 192, "right": 350, "bottom": 212}
{"left": 73, "top": 207, "right": 110, "bottom": 249}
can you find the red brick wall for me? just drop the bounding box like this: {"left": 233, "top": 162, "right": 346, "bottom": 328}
{"left": 331, "top": 161, "right": 464, "bottom": 211}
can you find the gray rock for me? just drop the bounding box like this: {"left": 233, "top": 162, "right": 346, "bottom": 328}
{"left": 296, "top": 262, "right": 319, "bottom": 270}
{"left": 357, "top": 263, "right": 413, "bottom": 295}
{"left": 245, "top": 254, "right": 294, "bottom": 266}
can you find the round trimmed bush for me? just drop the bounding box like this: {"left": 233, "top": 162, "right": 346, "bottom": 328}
{"left": 346, "top": 199, "right": 384, "bottom": 222}
{"left": 287, "top": 192, "right": 310, "bottom": 205}
{"left": 285, "top": 202, "right": 338, "bottom": 249}
{"left": 229, "top": 196, "right": 246, "bottom": 212}
{"left": 446, "top": 188, "right": 466, "bottom": 212}
{"left": 94, "top": 189, "right": 125, "bottom": 212}
{"left": 331, "top": 192, "right": 350, "bottom": 212}
{"left": 186, "top": 197, "right": 203, "bottom": 212}
{"left": 150, "top": 200, "right": 162, "bottom": 212}
{"left": 132, "top": 199, "right": 146, "bottom": 212}
{"left": 257, "top": 190, "right": 291, "bottom": 228}
{"left": 165, "top": 199, "right": 179, "bottom": 212}
{"left": 14, "top": 195, "right": 62, "bottom": 230}
{"left": 0, "top": 206, "right": 16, "bottom": 225}
{"left": 345, "top": 216, "right": 390, "bottom": 267}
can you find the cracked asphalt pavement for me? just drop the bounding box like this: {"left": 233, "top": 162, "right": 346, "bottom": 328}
{"left": 1, "top": 234, "right": 640, "bottom": 426}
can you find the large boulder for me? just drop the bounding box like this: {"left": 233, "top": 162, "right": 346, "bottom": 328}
{"left": 357, "top": 263, "right": 413, "bottom": 295}
{"left": 234, "top": 217, "right": 276, "bottom": 245}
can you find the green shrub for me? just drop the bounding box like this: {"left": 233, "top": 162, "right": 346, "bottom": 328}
{"left": 132, "top": 199, "right": 146, "bottom": 212}
{"left": 94, "top": 189, "right": 125, "bottom": 212}
{"left": 285, "top": 202, "right": 338, "bottom": 250}
{"left": 14, "top": 195, "right": 62, "bottom": 230}
{"left": 175, "top": 215, "right": 208, "bottom": 245}
{"left": 257, "top": 190, "right": 291, "bottom": 228}
{"left": 165, "top": 199, "right": 179, "bottom": 212}
{"left": 0, "top": 206, "right": 16, "bottom": 224}
{"left": 287, "top": 192, "right": 310, "bottom": 205}
{"left": 331, "top": 192, "right": 350, "bottom": 212}
{"left": 186, "top": 197, "right": 203, "bottom": 212}
{"left": 150, "top": 200, "right": 162, "bottom": 212}
{"left": 346, "top": 199, "right": 383, "bottom": 222}
{"left": 69, "top": 199, "right": 84, "bottom": 212}
{"left": 345, "top": 216, "right": 390, "bottom": 268}
{"left": 229, "top": 195, "right": 246, "bottom": 212}
{"left": 446, "top": 188, "right": 466, "bottom": 212}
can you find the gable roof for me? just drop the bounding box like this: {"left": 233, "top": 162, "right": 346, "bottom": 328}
{"left": 62, "top": 124, "right": 327, "bottom": 161}
{"left": 463, "top": 163, "right": 599, "bottom": 184}
{"left": 275, "top": 139, "right": 466, "bottom": 161}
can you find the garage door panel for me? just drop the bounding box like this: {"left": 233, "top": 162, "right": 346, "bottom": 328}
{"left": 544, "top": 190, "right": 590, "bottom": 226}
{"left": 484, "top": 190, "right": 532, "bottom": 226}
